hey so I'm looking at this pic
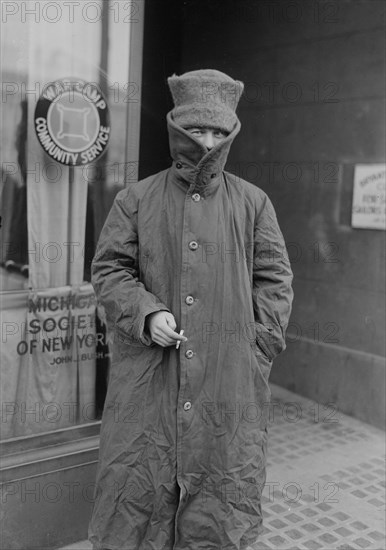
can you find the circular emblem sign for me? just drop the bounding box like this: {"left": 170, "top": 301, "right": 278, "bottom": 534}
{"left": 34, "top": 78, "right": 110, "bottom": 166}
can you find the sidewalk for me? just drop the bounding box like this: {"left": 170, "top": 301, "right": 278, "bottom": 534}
{"left": 59, "top": 384, "right": 386, "bottom": 550}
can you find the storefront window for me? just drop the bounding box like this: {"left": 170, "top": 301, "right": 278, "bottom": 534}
{"left": 1, "top": 0, "right": 143, "bottom": 440}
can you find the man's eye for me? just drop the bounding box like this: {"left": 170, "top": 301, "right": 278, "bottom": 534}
{"left": 214, "top": 131, "right": 226, "bottom": 138}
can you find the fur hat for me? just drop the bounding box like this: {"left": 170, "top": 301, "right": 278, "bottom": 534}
{"left": 168, "top": 69, "right": 244, "bottom": 133}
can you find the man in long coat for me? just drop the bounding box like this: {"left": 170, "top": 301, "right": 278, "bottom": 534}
{"left": 89, "top": 69, "right": 293, "bottom": 550}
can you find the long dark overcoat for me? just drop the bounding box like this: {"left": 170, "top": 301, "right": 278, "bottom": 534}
{"left": 89, "top": 113, "right": 293, "bottom": 550}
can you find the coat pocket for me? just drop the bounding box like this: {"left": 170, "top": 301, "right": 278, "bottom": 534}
{"left": 254, "top": 322, "right": 275, "bottom": 361}
{"left": 251, "top": 341, "right": 273, "bottom": 383}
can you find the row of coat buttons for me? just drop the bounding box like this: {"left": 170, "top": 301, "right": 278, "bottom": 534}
{"left": 183, "top": 186, "right": 198, "bottom": 414}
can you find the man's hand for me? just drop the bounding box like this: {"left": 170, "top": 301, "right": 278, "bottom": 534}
{"left": 146, "top": 311, "right": 187, "bottom": 348}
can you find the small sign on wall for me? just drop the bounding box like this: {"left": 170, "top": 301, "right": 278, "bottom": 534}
{"left": 352, "top": 164, "right": 386, "bottom": 230}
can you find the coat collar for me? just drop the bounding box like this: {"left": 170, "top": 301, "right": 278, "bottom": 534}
{"left": 166, "top": 111, "right": 240, "bottom": 195}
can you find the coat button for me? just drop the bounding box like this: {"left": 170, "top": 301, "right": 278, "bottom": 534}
{"left": 192, "top": 193, "right": 201, "bottom": 202}
{"left": 176, "top": 162, "right": 182, "bottom": 169}
{"left": 183, "top": 401, "right": 192, "bottom": 411}
{"left": 211, "top": 173, "right": 217, "bottom": 179}
{"left": 185, "top": 295, "right": 194, "bottom": 305}
{"left": 189, "top": 241, "right": 198, "bottom": 251}
{"left": 185, "top": 349, "right": 194, "bottom": 359}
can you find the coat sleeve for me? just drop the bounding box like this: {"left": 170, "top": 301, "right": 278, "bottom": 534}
{"left": 91, "top": 188, "right": 170, "bottom": 346}
{"left": 252, "top": 193, "right": 294, "bottom": 361}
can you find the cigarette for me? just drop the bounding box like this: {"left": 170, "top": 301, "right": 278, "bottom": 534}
{"left": 176, "top": 330, "right": 184, "bottom": 349}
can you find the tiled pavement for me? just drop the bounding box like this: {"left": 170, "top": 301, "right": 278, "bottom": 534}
{"left": 252, "top": 385, "right": 385, "bottom": 550}
{"left": 60, "top": 385, "right": 385, "bottom": 550}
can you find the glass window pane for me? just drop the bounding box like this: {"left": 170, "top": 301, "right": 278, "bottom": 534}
{"left": 0, "top": 0, "right": 142, "bottom": 440}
